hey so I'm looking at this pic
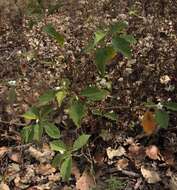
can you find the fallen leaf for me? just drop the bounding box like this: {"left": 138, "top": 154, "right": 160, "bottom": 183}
{"left": 28, "top": 146, "right": 54, "bottom": 163}
{"left": 162, "top": 151, "right": 175, "bottom": 166}
{"left": 0, "top": 147, "right": 9, "bottom": 158}
{"left": 170, "top": 174, "right": 177, "bottom": 190}
{"left": 8, "top": 151, "right": 21, "bottom": 163}
{"left": 145, "top": 145, "right": 161, "bottom": 160}
{"left": 76, "top": 170, "right": 95, "bottom": 190}
{"left": 141, "top": 166, "right": 161, "bottom": 184}
{"left": 128, "top": 144, "right": 144, "bottom": 157}
{"left": 35, "top": 164, "right": 56, "bottom": 175}
{"left": 142, "top": 111, "right": 157, "bottom": 135}
{"left": 48, "top": 173, "right": 60, "bottom": 182}
{"left": 106, "top": 146, "right": 126, "bottom": 159}
{"left": 116, "top": 158, "right": 129, "bottom": 170}
{"left": 0, "top": 182, "right": 10, "bottom": 190}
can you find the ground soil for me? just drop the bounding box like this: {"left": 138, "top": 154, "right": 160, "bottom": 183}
{"left": 0, "top": 0, "right": 177, "bottom": 189}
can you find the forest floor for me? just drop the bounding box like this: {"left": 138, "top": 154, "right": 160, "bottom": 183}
{"left": 0, "top": 0, "right": 177, "bottom": 189}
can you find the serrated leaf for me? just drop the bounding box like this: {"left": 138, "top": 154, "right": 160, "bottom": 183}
{"left": 21, "top": 125, "right": 34, "bottom": 143}
{"left": 60, "top": 156, "right": 72, "bottom": 182}
{"left": 95, "top": 46, "right": 116, "bottom": 76}
{"left": 112, "top": 36, "right": 131, "bottom": 58}
{"left": 43, "top": 122, "right": 60, "bottom": 139}
{"left": 155, "top": 110, "right": 169, "bottom": 128}
{"left": 56, "top": 90, "right": 67, "bottom": 107}
{"left": 164, "top": 102, "right": 177, "bottom": 111}
{"left": 43, "top": 24, "right": 64, "bottom": 46}
{"left": 80, "top": 86, "right": 109, "bottom": 101}
{"left": 68, "top": 101, "right": 86, "bottom": 128}
{"left": 103, "top": 111, "right": 117, "bottom": 121}
{"left": 23, "top": 107, "right": 39, "bottom": 120}
{"left": 50, "top": 140, "right": 67, "bottom": 153}
{"left": 33, "top": 124, "right": 43, "bottom": 142}
{"left": 121, "top": 34, "right": 136, "bottom": 45}
{"left": 38, "top": 90, "right": 56, "bottom": 105}
{"left": 73, "top": 134, "right": 90, "bottom": 151}
{"left": 110, "top": 21, "right": 128, "bottom": 34}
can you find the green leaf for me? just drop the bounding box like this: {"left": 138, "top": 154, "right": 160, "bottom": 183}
{"left": 112, "top": 36, "right": 131, "bottom": 58}
{"left": 23, "top": 107, "right": 39, "bottom": 120}
{"left": 40, "top": 105, "right": 53, "bottom": 119}
{"left": 43, "top": 122, "right": 60, "bottom": 139}
{"left": 68, "top": 101, "right": 86, "bottom": 128}
{"left": 103, "top": 111, "right": 117, "bottom": 121}
{"left": 95, "top": 46, "right": 116, "bottom": 76}
{"left": 164, "top": 102, "right": 177, "bottom": 111}
{"left": 52, "top": 152, "right": 71, "bottom": 168}
{"left": 43, "top": 24, "right": 64, "bottom": 46}
{"left": 33, "top": 124, "right": 43, "bottom": 142}
{"left": 21, "top": 125, "right": 34, "bottom": 143}
{"left": 110, "top": 21, "right": 128, "bottom": 34}
{"left": 155, "top": 110, "right": 169, "bottom": 128}
{"left": 121, "top": 34, "right": 136, "bottom": 45}
{"left": 56, "top": 90, "right": 67, "bottom": 107}
{"left": 38, "top": 90, "right": 56, "bottom": 105}
{"left": 94, "top": 30, "right": 107, "bottom": 46}
{"left": 80, "top": 86, "right": 109, "bottom": 101}
{"left": 50, "top": 140, "right": 67, "bottom": 153}
{"left": 60, "top": 156, "right": 72, "bottom": 181}
{"left": 85, "top": 30, "right": 107, "bottom": 52}
{"left": 73, "top": 134, "right": 90, "bottom": 151}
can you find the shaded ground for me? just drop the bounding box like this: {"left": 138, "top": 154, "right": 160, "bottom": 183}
{"left": 0, "top": 0, "right": 177, "bottom": 189}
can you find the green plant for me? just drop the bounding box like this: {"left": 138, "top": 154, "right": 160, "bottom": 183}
{"left": 86, "top": 21, "right": 136, "bottom": 76}
{"left": 105, "top": 176, "right": 126, "bottom": 190}
{"left": 145, "top": 101, "right": 177, "bottom": 129}
{"left": 21, "top": 78, "right": 117, "bottom": 181}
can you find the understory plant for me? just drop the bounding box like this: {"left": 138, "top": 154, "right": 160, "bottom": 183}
{"left": 21, "top": 20, "right": 135, "bottom": 182}
{"left": 21, "top": 79, "right": 117, "bottom": 181}
{"left": 86, "top": 21, "right": 136, "bottom": 76}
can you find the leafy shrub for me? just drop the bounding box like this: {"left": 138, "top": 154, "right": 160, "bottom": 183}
{"left": 21, "top": 78, "right": 117, "bottom": 181}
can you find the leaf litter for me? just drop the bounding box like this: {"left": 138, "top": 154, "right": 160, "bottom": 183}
{"left": 0, "top": 0, "right": 177, "bottom": 189}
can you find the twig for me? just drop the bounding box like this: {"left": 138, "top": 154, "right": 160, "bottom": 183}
{"left": 0, "top": 120, "right": 26, "bottom": 126}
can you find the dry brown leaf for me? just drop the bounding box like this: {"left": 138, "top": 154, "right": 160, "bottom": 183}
{"left": 35, "top": 164, "right": 56, "bottom": 175}
{"left": 76, "top": 171, "right": 95, "bottom": 190}
{"left": 141, "top": 166, "right": 161, "bottom": 184}
{"left": 48, "top": 173, "right": 60, "bottom": 182}
{"left": 116, "top": 158, "right": 129, "bottom": 170}
{"left": 106, "top": 146, "right": 126, "bottom": 159}
{"left": 145, "top": 145, "right": 161, "bottom": 160}
{"left": 0, "top": 146, "right": 9, "bottom": 158}
{"left": 0, "top": 182, "right": 10, "bottom": 190}
{"left": 162, "top": 151, "right": 175, "bottom": 166}
{"left": 170, "top": 174, "right": 177, "bottom": 190}
{"left": 28, "top": 146, "right": 54, "bottom": 163}
{"left": 128, "top": 144, "right": 144, "bottom": 158}
{"left": 8, "top": 151, "right": 21, "bottom": 163}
